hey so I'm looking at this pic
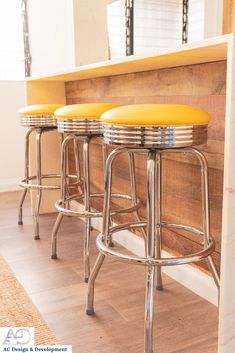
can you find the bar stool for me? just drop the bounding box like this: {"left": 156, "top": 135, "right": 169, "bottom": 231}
{"left": 18, "top": 104, "right": 63, "bottom": 240}
{"left": 86, "top": 104, "right": 220, "bottom": 353}
{"left": 51, "top": 103, "right": 142, "bottom": 282}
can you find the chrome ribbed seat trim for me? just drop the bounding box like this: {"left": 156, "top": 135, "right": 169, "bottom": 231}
{"left": 57, "top": 118, "right": 102, "bottom": 135}
{"left": 103, "top": 124, "right": 208, "bottom": 148}
{"left": 20, "top": 115, "right": 57, "bottom": 127}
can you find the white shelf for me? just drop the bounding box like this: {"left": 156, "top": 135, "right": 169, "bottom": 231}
{"left": 27, "top": 34, "right": 231, "bottom": 83}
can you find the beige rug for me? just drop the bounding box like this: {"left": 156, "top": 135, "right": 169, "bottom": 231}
{"left": 0, "top": 256, "right": 58, "bottom": 345}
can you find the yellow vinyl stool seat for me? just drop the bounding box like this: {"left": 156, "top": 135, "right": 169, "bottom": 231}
{"left": 55, "top": 103, "right": 121, "bottom": 135}
{"left": 55, "top": 103, "right": 120, "bottom": 119}
{"left": 19, "top": 104, "right": 63, "bottom": 127}
{"left": 101, "top": 104, "right": 210, "bottom": 148}
{"left": 18, "top": 104, "right": 63, "bottom": 116}
{"left": 101, "top": 104, "right": 210, "bottom": 126}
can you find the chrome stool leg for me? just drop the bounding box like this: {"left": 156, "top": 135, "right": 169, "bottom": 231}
{"left": 164, "top": 147, "right": 220, "bottom": 290}
{"left": 74, "top": 138, "right": 83, "bottom": 195}
{"left": 144, "top": 150, "right": 157, "bottom": 353}
{"left": 51, "top": 213, "right": 63, "bottom": 259}
{"left": 59, "top": 133, "right": 70, "bottom": 206}
{"left": 33, "top": 129, "right": 42, "bottom": 240}
{"left": 86, "top": 253, "right": 105, "bottom": 315}
{"left": 83, "top": 137, "right": 91, "bottom": 282}
{"left": 207, "top": 256, "right": 220, "bottom": 290}
{"left": 86, "top": 146, "right": 116, "bottom": 315}
{"left": 128, "top": 152, "right": 147, "bottom": 245}
{"left": 18, "top": 189, "right": 28, "bottom": 225}
{"left": 145, "top": 266, "right": 155, "bottom": 353}
{"left": 193, "top": 148, "right": 220, "bottom": 289}
{"left": 60, "top": 135, "right": 82, "bottom": 210}
{"left": 51, "top": 134, "right": 74, "bottom": 259}
{"left": 102, "top": 142, "right": 114, "bottom": 247}
{"left": 18, "top": 127, "right": 34, "bottom": 225}
{"left": 60, "top": 133, "right": 73, "bottom": 212}
{"left": 155, "top": 152, "right": 163, "bottom": 291}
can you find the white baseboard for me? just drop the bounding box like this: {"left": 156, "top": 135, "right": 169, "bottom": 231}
{"left": 71, "top": 201, "right": 218, "bottom": 306}
{"left": 0, "top": 178, "right": 21, "bottom": 192}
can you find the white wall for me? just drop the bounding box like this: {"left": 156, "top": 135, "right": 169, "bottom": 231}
{"left": 0, "top": 81, "right": 25, "bottom": 191}
{"left": 188, "top": 0, "right": 223, "bottom": 42}
{"left": 27, "top": 0, "right": 111, "bottom": 76}
{"left": 203, "top": 0, "right": 223, "bottom": 38}
{"left": 73, "top": 0, "right": 110, "bottom": 66}
{"left": 0, "top": 1, "right": 24, "bottom": 80}
{"left": 27, "top": 0, "right": 76, "bottom": 76}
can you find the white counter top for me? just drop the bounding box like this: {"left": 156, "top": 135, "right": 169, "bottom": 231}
{"left": 27, "top": 34, "right": 231, "bottom": 83}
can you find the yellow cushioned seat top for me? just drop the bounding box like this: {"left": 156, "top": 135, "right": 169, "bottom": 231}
{"left": 18, "top": 104, "right": 63, "bottom": 116}
{"left": 55, "top": 103, "right": 121, "bottom": 119}
{"left": 101, "top": 104, "right": 210, "bottom": 127}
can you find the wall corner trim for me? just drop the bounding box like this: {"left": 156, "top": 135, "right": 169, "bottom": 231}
{"left": 0, "top": 178, "right": 21, "bottom": 192}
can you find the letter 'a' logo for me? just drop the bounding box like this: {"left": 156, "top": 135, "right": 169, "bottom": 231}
{"left": 3, "top": 328, "right": 32, "bottom": 345}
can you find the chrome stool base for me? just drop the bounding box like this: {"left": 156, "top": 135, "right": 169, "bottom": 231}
{"left": 86, "top": 145, "right": 220, "bottom": 353}
{"left": 51, "top": 131, "right": 142, "bottom": 282}
{"left": 18, "top": 126, "right": 62, "bottom": 239}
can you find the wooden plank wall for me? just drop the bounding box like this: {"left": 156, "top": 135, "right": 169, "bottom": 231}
{"left": 65, "top": 61, "right": 226, "bottom": 273}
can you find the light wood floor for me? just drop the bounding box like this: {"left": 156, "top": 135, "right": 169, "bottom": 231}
{"left": 0, "top": 191, "right": 218, "bottom": 353}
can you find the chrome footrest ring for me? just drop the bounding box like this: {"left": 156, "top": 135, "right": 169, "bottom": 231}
{"left": 19, "top": 174, "right": 80, "bottom": 190}
{"left": 96, "top": 221, "right": 215, "bottom": 266}
{"left": 55, "top": 192, "right": 142, "bottom": 218}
